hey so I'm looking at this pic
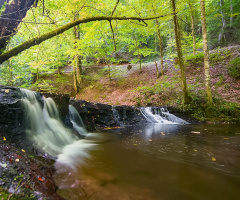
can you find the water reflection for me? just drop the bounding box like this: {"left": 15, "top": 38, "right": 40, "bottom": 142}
{"left": 55, "top": 124, "right": 240, "bottom": 200}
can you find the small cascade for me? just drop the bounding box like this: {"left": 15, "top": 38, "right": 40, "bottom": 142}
{"left": 140, "top": 107, "right": 189, "bottom": 125}
{"left": 112, "top": 106, "right": 121, "bottom": 125}
{"left": 69, "top": 105, "right": 87, "bottom": 137}
{"left": 20, "top": 88, "right": 80, "bottom": 157}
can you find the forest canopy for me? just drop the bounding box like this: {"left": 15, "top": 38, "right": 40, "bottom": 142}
{"left": 0, "top": 0, "right": 239, "bottom": 103}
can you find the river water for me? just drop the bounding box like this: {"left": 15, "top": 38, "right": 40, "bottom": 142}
{"left": 54, "top": 124, "right": 240, "bottom": 200}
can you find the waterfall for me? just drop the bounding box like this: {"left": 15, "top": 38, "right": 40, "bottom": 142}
{"left": 20, "top": 88, "right": 87, "bottom": 157}
{"left": 69, "top": 105, "right": 87, "bottom": 137}
{"left": 112, "top": 106, "right": 121, "bottom": 125}
{"left": 140, "top": 107, "right": 189, "bottom": 125}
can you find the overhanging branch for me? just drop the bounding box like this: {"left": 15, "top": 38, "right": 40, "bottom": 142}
{"left": 0, "top": 14, "right": 169, "bottom": 64}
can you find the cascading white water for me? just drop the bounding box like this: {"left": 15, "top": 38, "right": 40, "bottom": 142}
{"left": 69, "top": 105, "right": 87, "bottom": 137}
{"left": 20, "top": 88, "right": 91, "bottom": 158}
{"left": 140, "top": 107, "right": 189, "bottom": 125}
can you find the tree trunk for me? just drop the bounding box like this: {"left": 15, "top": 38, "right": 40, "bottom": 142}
{"left": 108, "top": 64, "right": 111, "bottom": 81}
{"left": 0, "top": 0, "right": 37, "bottom": 53}
{"left": 36, "top": 67, "right": 39, "bottom": 91}
{"left": 57, "top": 66, "right": 61, "bottom": 74}
{"left": 73, "top": 70, "right": 78, "bottom": 94}
{"left": 230, "top": 0, "right": 233, "bottom": 27}
{"left": 171, "top": 0, "right": 191, "bottom": 104}
{"left": 134, "top": 35, "right": 142, "bottom": 73}
{"left": 7, "top": 61, "right": 13, "bottom": 86}
{"left": 155, "top": 19, "right": 164, "bottom": 75}
{"left": 200, "top": 0, "right": 213, "bottom": 105}
{"left": 219, "top": 0, "right": 226, "bottom": 44}
{"left": 73, "top": 12, "right": 82, "bottom": 93}
{"left": 152, "top": 3, "right": 164, "bottom": 75}
{"left": 155, "top": 60, "right": 160, "bottom": 78}
{"left": 138, "top": 50, "right": 142, "bottom": 73}
{"left": 188, "top": 1, "right": 196, "bottom": 55}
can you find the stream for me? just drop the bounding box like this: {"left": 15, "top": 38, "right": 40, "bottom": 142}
{"left": 54, "top": 124, "right": 240, "bottom": 200}
{"left": 12, "top": 89, "right": 240, "bottom": 199}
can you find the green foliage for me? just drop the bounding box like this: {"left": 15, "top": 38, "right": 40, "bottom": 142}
{"left": 0, "top": 2, "right": 6, "bottom": 15}
{"left": 206, "top": 0, "right": 240, "bottom": 48}
{"left": 186, "top": 52, "right": 204, "bottom": 64}
{"left": 209, "top": 49, "right": 231, "bottom": 64}
{"left": 227, "top": 57, "right": 240, "bottom": 78}
{"left": 215, "top": 74, "right": 225, "bottom": 87}
{"left": 132, "top": 75, "right": 181, "bottom": 106}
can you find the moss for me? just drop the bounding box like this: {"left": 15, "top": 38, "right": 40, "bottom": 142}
{"left": 227, "top": 57, "right": 240, "bottom": 78}
{"left": 209, "top": 49, "right": 231, "bottom": 64}
{"left": 186, "top": 52, "right": 204, "bottom": 65}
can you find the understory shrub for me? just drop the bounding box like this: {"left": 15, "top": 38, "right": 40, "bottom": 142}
{"left": 186, "top": 52, "right": 204, "bottom": 65}
{"left": 227, "top": 57, "right": 240, "bottom": 78}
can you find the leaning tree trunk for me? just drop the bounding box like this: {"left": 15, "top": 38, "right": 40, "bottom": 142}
{"left": 171, "top": 0, "right": 191, "bottom": 104}
{"left": 0, "top": 15, "right": 168, "bottom": 64}
{"left": 200, "top": 0, "right": 213, "bottom": 105}
{"left": 0, "top": 0, "right": 37, "bottom": 53}
{"left": 188, "top": 0, "right": 197, "bottom": 55}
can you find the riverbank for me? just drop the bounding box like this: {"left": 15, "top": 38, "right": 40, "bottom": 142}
{"left": 75, "top": 46, "right": 240, "bottom": 123}
{"left": 0, "top": 135, "right": 63, "bottom": 199}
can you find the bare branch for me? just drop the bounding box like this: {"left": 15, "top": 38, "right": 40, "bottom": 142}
{"left": 0, "top": 14, "right": 169, "bottom": 64}
{"left": 111, "top": 0, "right": 120, "bottom": 17}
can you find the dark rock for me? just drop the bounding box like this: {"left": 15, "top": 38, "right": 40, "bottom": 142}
{"left": 0, "top": 86, "right": 26, "bottom": 145}
{"left": 70, "top": 99, "right": 148, "bottom": 131}
{"left": 41, "top": 92, "right": 70, "bottom": 122}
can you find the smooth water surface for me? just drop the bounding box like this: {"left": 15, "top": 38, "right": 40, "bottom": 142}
{"left": 55, "top": 124, "right": 240, "bottom": 200}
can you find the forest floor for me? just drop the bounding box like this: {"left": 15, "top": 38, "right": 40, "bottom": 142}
{"left": 0, "top": 136, "right": 64, "bottom": 200}
{"left": 74, "top": 45, "right": 240, "bottom": 122}
{"left": 76, "top": 45, "right": 240, "bottom": 106}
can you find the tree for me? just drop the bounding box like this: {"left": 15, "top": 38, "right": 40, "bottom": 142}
{"left": 0, "top": 0, "right": 37, "bottom": 53}
{"left": 152, "top": 2, "right": 164, "bottom": 76}
{"left": 0, "top": 14, "right": 168, "bottom": 65}
{"left": 171, "top": 0, "right": 191, "bottom": 104}
{"left": 187, "top": 0, "right": 197, "bottom": 55}
{"left": 73, "top": 12, "right": 82, "bottom": 93}
{"left": 200, "top": 0, "right": 213, "bottom": 105}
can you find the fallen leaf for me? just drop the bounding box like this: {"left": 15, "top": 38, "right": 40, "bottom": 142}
{"left": 0, "top": 163, "right": 7, "bottom": 168}
{"left": 193, "top": 149, "right": 197, "bottom": 152}
{"left": 212, "top": 157, "right": 216, "bottom": 162}
{"left": 223, "top": 138, "right": 229, "bottom": 140}
{"left": 13, "top": 154, "right": 22, "bottom": 158}
{"left": 38, "top": 177, "right": 43, "bottom": 182}
{"left": 21, "top": 149, "right": 25, "bottom": 152}
{"left": 191, "top": 131, "right": 201, "bottom": 134}
{"left": 134, "top": 144, "right": 138, "bottom": 146}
